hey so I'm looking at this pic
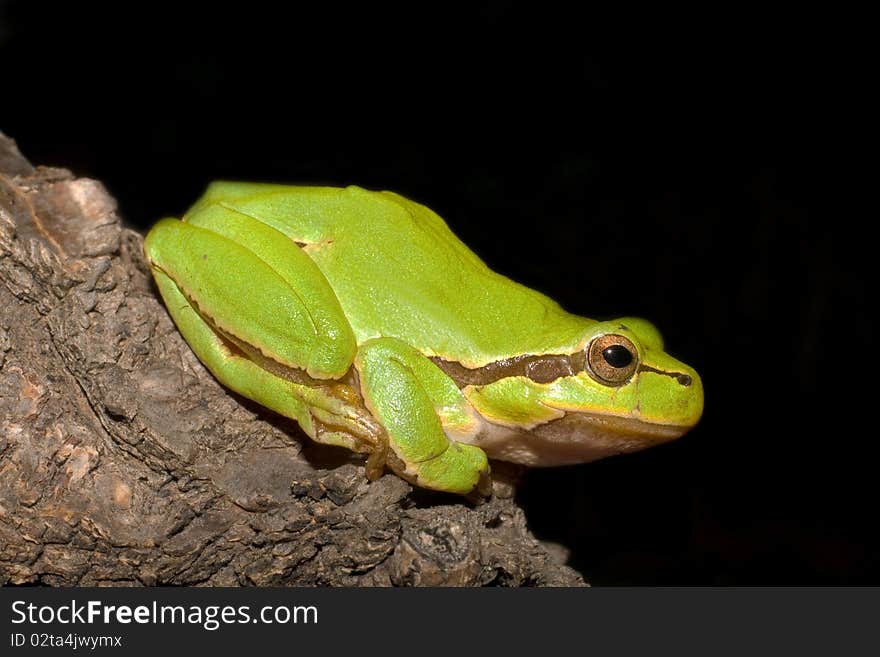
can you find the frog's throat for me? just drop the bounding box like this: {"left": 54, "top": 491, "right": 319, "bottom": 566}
{"left": 432, "top": 351, "right": 587, "bottom": 386}
{"left": 466, "top": 413, "right": 690, "bottom": 467}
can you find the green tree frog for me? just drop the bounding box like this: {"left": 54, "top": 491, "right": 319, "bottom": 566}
{"left": 144, "top": 184, "right": 703, "bottom": 495}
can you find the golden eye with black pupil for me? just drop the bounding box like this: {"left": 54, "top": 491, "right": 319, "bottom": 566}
{"left": 586, "top": 334, "right": 638, "bottom": 386}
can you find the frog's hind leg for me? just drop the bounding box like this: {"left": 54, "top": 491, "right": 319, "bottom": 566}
{"left": 354, "top": 337, "right": 491, "bottom": 495}
{"left": 145, "top": 205, "right": 357, "bottom": 381}
{"left": 144, "top": 211, "right": 382, "bottom": 455}
{"left": 150, "top": 266, "right": 308, "bottom": 433}
{"left": 150, "top": 265, "right": 384, "bottom": 455}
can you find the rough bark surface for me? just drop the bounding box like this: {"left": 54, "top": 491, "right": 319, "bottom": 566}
{"left": 0, "top": 133, "right": 586, "bottom": 587}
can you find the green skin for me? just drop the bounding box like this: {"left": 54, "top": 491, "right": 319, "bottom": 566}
{"left": 144, "top": 184, "right": 703, "bottom": 495}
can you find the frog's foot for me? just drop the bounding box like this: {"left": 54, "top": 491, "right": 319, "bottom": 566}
{"left": 404, "top": 440, "right": 490, "bottom": 496}
{"left": 378, "top": 440, "right": 491, "bottom": 497}
{"left": 355, "top": 337, "right": 490, "bottom": 495}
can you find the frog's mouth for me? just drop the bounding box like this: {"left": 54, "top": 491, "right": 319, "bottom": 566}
{"left": 472, "top": 413, "right": 691, "bottom": 467}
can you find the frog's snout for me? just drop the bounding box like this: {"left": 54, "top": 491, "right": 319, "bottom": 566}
{"left": 634, "top": 358, "right": 703, "bottom": 432}
{"left": 670, "top": 365, "right": 703, "bottom": 430}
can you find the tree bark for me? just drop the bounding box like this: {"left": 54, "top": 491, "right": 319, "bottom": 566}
{"left": 0, "top": 133, "right": 585, "bottom": 586}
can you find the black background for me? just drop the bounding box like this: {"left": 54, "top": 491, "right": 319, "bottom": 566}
{"left": 0, "top": 3, "right": 871, "bottom": 584}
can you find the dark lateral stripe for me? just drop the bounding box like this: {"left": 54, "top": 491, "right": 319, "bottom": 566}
{"left": 638, "top": 363, "right": 693, "bottom": 387}
{"left": 432, "top": 351, "right": 586, "bottom": 387}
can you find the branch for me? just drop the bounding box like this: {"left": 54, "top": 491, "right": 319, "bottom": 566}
{"left": 0, "top": 132, "right": 585, "bottom": 586}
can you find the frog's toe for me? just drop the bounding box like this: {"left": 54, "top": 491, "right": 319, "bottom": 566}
{"left": 415, "top": 442, "right": 490, "bottom": 495}
{"left": 459, "top": 442, "right": 490, "bottom": 474}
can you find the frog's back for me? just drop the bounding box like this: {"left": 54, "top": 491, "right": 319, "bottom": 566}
{"left": 192, "top": 183, "right": 592, "bottom": 366}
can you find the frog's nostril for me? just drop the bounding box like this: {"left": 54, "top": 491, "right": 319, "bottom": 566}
{"left": 677, "top": 374, "right": 693, "bottom": 387}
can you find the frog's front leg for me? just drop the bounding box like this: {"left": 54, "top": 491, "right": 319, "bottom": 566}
{"left": 355, "top": 337, "right": 491, "bottom": 495}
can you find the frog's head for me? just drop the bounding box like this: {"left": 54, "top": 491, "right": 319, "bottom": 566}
{"left": 466, "top": 318, "right": 703, "bottom": 466}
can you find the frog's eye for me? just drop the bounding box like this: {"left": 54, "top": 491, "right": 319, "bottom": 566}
{"left": 586, "top": 334, "right": 638, "bottom": 386}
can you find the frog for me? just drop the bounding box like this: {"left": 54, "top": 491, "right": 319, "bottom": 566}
{"left": 143, "top": 183, "right": 703, "bottom": 496}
